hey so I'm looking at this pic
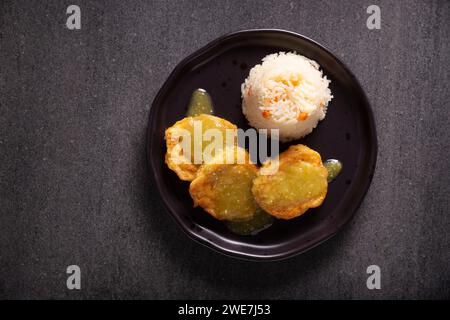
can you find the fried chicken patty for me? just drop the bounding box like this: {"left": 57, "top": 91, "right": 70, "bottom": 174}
{"left": 189, "top": 147, "right": 259, "bottom": 221}
{"left": 165, "top": 114, "right": 237, "bottom": 181}
{"left": 252, "top": 144, "right": 328, "bottom": 220}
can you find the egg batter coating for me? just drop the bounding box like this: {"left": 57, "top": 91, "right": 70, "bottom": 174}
{"left": 252, "top": 145, "right": 328, "bottom": 220}
{"left": 165, "top": 114, "right": 237, "bottom": 181}
{"left": 189, "top": 147, "right": 259, "bottom": 221}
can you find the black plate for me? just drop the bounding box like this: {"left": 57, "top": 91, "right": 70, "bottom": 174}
{"left": 147, "top": 29, "right": 377, "bottom": 261}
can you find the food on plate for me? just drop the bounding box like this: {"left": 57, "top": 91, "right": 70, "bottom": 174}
{"left": 241, "top": 52, "right": 333, "bottom": 142}
{"left": 164, "top": 87, "right": 339, "bottom": 235}
{"left": 252, "top": 144, "right": 328, "bottom": 219}
{"left": 189, "top": 147, "right": 259, "bottom": 221}
{"left": 165, "top": 114, "right": 237, "bottom": 181}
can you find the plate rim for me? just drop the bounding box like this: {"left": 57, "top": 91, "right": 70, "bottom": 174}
{"left": 147, "top": 28, "right": 378, "bottom": 261}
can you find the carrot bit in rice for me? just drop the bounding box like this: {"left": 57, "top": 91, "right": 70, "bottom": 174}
{"left": 298, "top": 112, "right": 308, "bottom": 121}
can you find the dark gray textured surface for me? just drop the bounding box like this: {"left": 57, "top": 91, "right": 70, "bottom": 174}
{"left": 0, "top": 0, "right": 449, "bottom": 299}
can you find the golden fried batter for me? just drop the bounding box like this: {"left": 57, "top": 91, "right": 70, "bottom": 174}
{"left": 165, "top": 114, "right": 237, "bottom": 181}
{"left": 252, "top": 145, "right": 328, "bottom": 220}
{"left": 189, "top": 147, "right": 259, "bottom": 221}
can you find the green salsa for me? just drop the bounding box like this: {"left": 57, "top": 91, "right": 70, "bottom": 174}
{"left": 186, "top": 88, "right": 214, "bottom": 116}
{"left": 323, "top": 159, "right": 343, "bottom": 182}
{"left": 226, "top": 209, "right": 275, "bottom": 236}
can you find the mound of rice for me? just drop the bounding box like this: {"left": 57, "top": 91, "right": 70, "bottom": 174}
{"left": 241, "top": 52, "right": 333, "bottom": 142}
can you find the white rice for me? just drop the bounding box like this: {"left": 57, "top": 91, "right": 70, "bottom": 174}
{"left": 241, "top": 52, "right": 333, "bottom": 142}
